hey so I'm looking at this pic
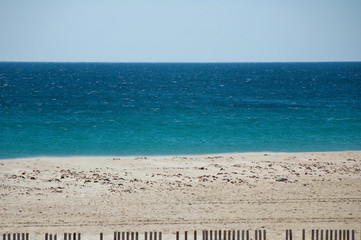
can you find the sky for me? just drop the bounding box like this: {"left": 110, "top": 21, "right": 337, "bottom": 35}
{"left": 0, "top": 0, "right": 361, "bottom": 62}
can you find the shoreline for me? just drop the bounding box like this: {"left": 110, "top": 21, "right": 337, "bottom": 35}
{"left": 1, "top": 150, "right": 360, "bottom": 161}
{"left": 1, "top": 151, "right": 360, "bottom": 239}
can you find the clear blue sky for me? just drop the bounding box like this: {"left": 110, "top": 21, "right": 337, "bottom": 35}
{"left": 1, "top": 0, "right": 361, "bottom": 62}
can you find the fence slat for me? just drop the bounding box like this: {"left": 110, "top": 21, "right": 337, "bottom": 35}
{"left": 289, "top": 229, "right": 292, "bottom": 240}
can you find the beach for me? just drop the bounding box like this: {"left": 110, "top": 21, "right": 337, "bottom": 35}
{"left": 1, "top": 151, "right": 361, "bottom": 239}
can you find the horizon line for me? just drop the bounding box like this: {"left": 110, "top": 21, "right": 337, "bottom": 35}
{"left": 1, "top": 60, "right": 361, "bottom": 64}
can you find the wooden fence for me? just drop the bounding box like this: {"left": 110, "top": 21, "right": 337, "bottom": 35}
{"left": 2, "top": 230, "right": 359, "bottom": 240}
{"left": 110, "top": 232, "right": 162, "bottom": 240}
{"left": 2, "top": 233, "right": 29, "bottom": 240}
{"left": 286, "top": 230, "right": 357, "bottom": 240}
{"left": 175, "top": 230, "right": 265, "bottom": 240}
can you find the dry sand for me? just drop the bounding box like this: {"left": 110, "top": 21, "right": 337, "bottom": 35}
{"left": 1, "top": 152, "right": 361, "bottom": 239}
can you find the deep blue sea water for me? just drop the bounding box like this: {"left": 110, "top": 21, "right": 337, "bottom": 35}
{"left": 0, "top": 62, "right": 361, "bottom": 159}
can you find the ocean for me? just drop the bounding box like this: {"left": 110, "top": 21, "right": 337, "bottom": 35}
{"left": 0, "top": 62, "right": 360, "bottom": 159}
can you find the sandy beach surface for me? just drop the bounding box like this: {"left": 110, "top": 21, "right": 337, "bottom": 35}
{"left": 1, "top": 152, "right": 361, "bottom": 239}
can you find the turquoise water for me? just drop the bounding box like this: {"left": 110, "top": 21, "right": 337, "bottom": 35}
{"left": 0, "top": 62, "right": 360, "bottom": 159}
